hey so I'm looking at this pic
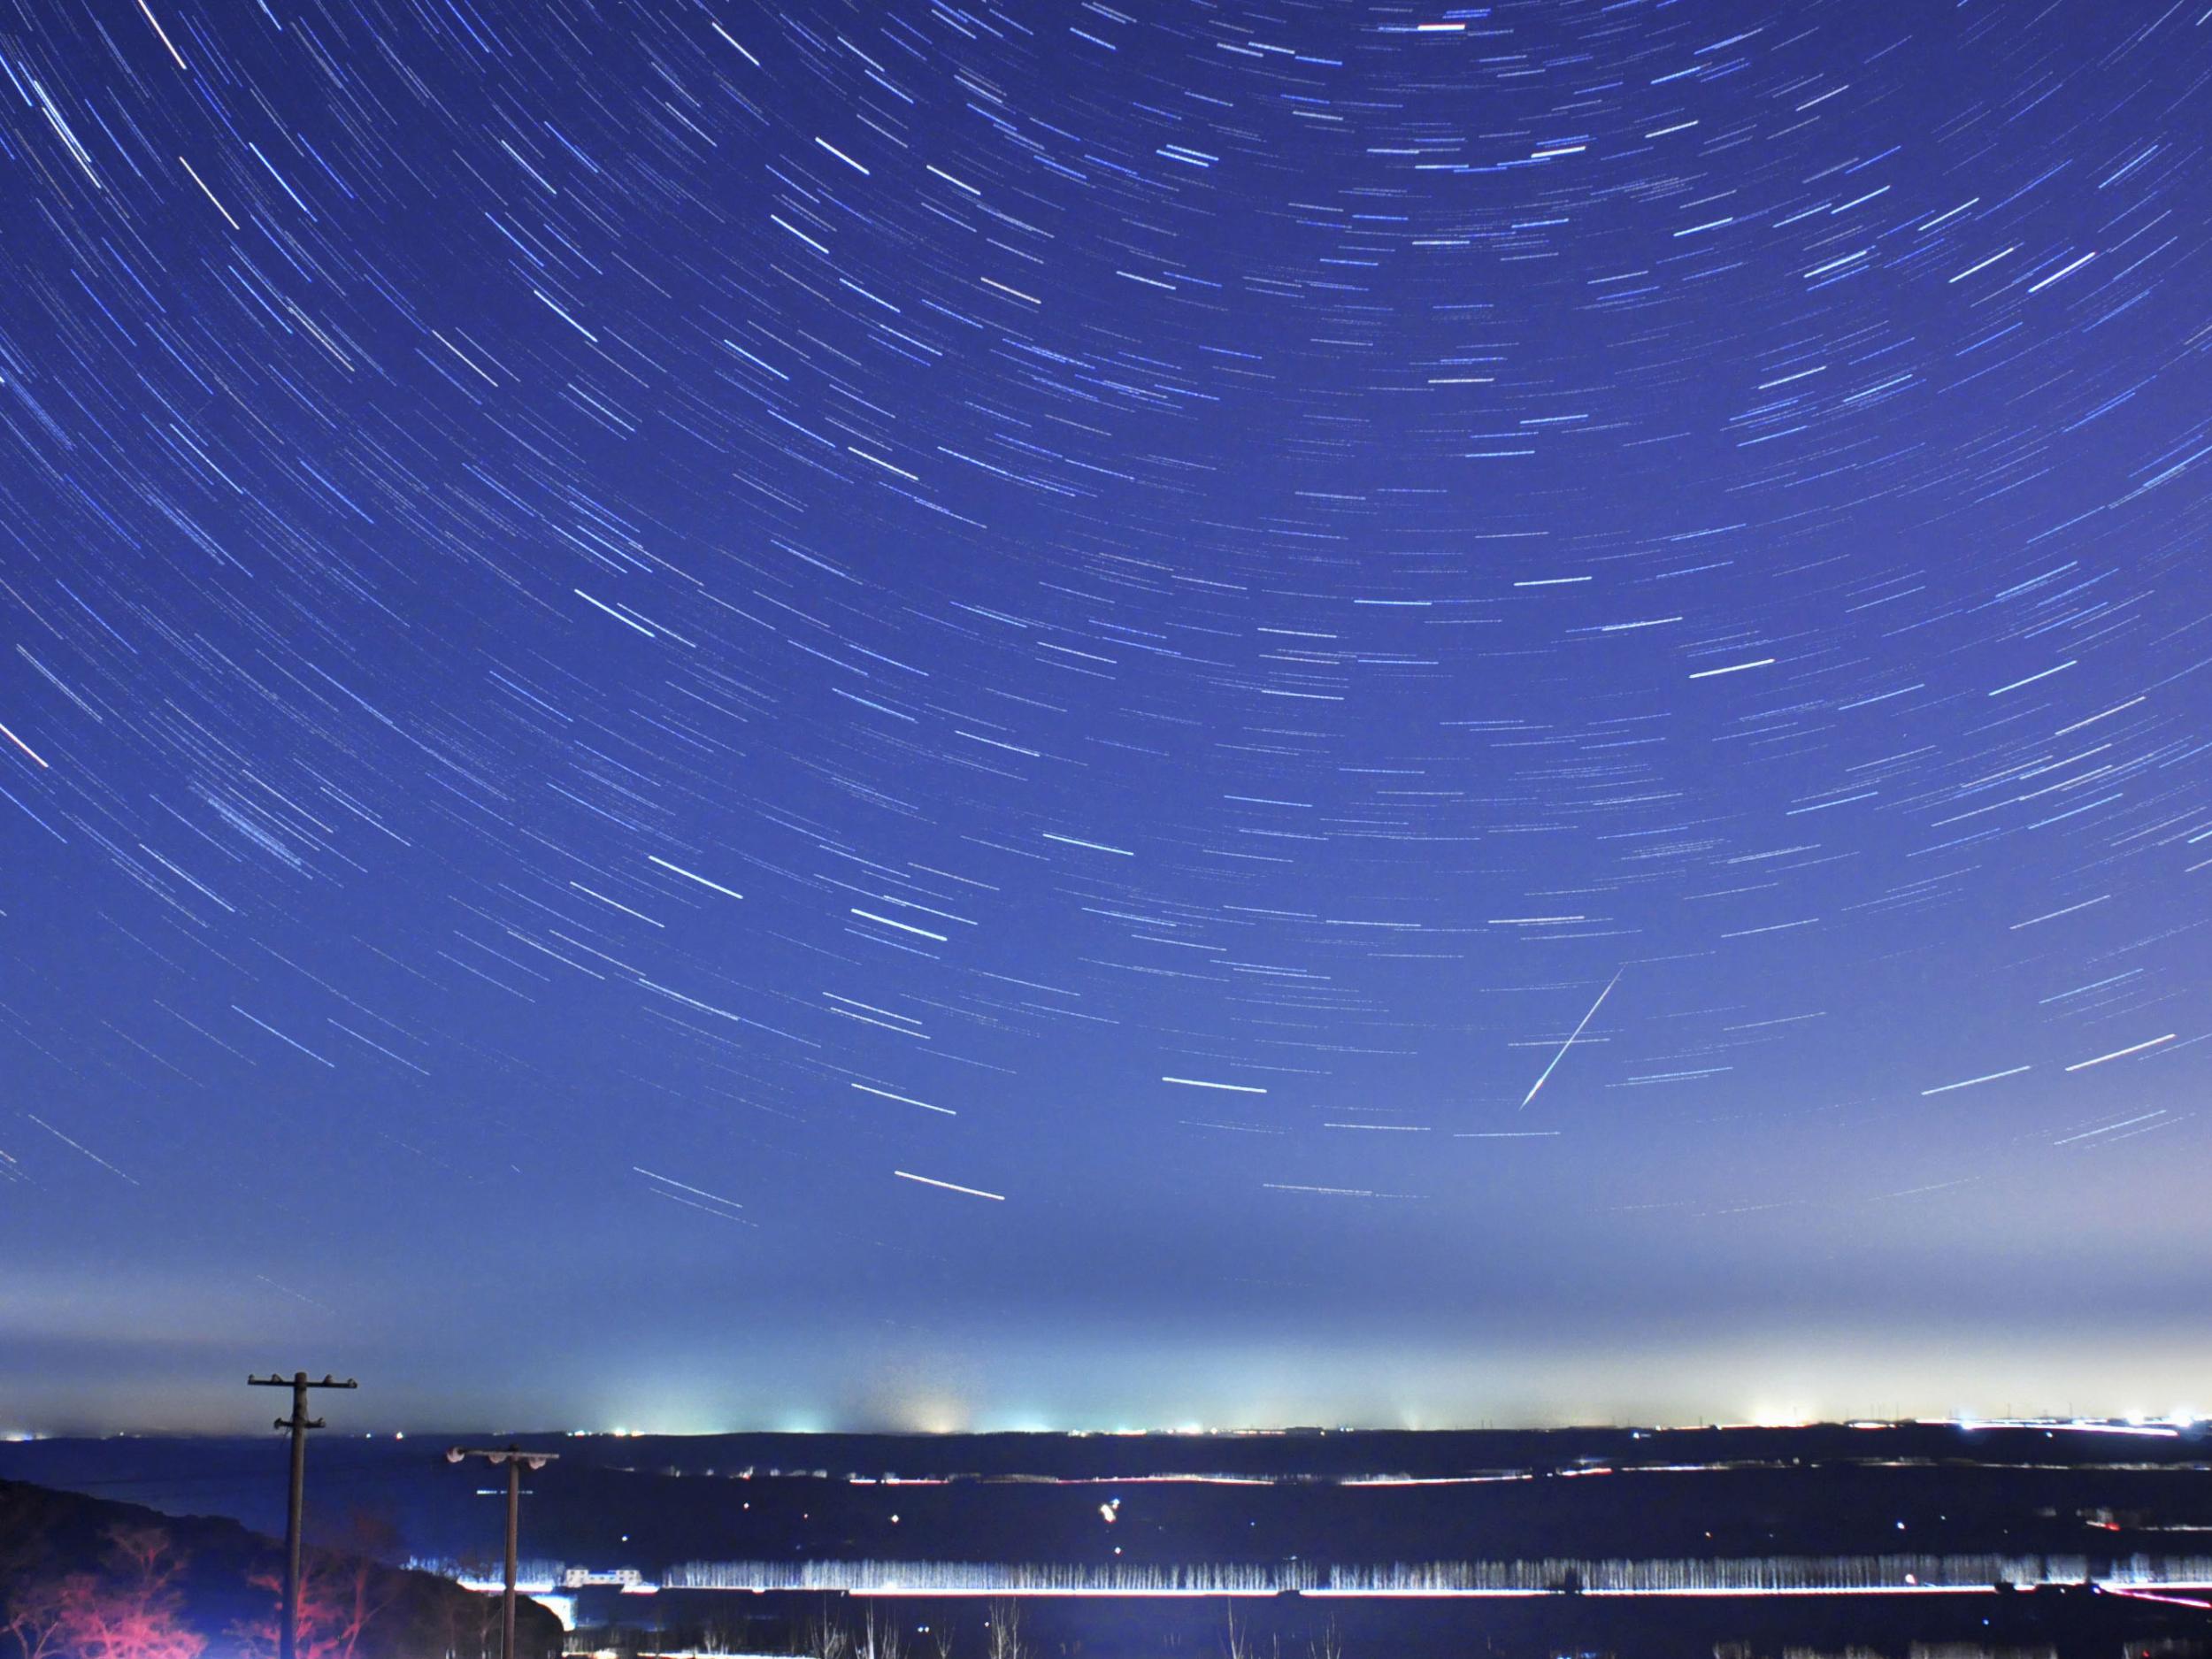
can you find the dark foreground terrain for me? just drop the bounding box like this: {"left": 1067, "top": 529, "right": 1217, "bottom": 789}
{"left": 4, "top": 1422, "right": 2208, "bottom": 1656}
{"left": 0, "top": 1477, "right": 562, "bottom": 1659}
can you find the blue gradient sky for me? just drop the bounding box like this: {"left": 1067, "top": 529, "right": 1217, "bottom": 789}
{"left": 1, "top": 0, "right": 2208, "bottom": 1432}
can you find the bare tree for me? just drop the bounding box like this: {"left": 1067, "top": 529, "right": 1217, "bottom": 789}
{"left": 858, "top": 1605, "right": 905, "bottom": 1659}
{"left": 235, "top": 1537, "right": 402, "bottom": 1659}
{"left": 982, "top": 1601, "right": 1025, "bottom": 1659}
{"left": 4, "top": 1525, "right": 205, "bottom": 1659}
{"left": 3, "top": 1579, "right": 68, "bottom": 1659}
{"left": 699, "top": 1614, "right": 747, "bottom": 1656}
{"left": 805, "top": 1602, "right": 853, "bottom": 1659}
{"left": 1220, "top": 1602, "right": 1250, "bottom": 1659}
{"left": 426, "top": 1589, "right": 499, "bottom": 1659}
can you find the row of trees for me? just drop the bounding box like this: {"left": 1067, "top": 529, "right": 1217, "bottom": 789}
{"left": 667, "top": 1550, "right": 2212, "bottom": 1594}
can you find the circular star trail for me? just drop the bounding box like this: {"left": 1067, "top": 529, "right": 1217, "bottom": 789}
{"left": 1, "top": 0, "right": 2207, "bottom": 1428}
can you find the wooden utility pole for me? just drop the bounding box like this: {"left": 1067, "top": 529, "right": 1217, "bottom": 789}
{"left": 447, "top": 1443, "right": 557, "bottom": 1659}
{"left": 247, "top": 1371, "right": 357, "bottom": 1659}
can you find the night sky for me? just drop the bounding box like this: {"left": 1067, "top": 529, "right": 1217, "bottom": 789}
{"left": 2, "top": 0, "right": 2208, "bottom": 1436}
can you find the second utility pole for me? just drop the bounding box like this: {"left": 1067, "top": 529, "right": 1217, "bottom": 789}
{"left": 447, "top": 1443, "right": 557, "bottom": 1659}
{"left": 247, "top": 1371, "right": 357, "bottom": 1659}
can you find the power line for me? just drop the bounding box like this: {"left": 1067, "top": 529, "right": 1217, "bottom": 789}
{"left": 448, "top": 1443, "right": 558, "bottom": 1659}
{"left": 248, "top": 1371, "right": 357, "bottom": 1659}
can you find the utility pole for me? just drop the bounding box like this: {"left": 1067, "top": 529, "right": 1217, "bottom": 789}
{"left": 447, "top": 1444, "right": 557, "bottom": 1659}
{"left": 247, "top": 1371, "right": 357, "bottom": 1659}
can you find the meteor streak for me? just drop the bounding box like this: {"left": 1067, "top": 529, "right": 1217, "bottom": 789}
{"left": 1519, "top": 972, "right": 1620, "bottom": 1110}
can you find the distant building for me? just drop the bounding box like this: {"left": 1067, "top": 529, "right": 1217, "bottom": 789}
{"left": 562, "top": 1566, "right": 649, "bottom": 1589}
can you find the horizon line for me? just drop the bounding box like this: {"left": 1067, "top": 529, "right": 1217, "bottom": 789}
{"left": 6, "top": 1411, "right": 2203, "bottom": 1443}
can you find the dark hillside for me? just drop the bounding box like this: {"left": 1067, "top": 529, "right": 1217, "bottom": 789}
{"left": 0, "top": 1477, "right": 561, "bottom": 1659}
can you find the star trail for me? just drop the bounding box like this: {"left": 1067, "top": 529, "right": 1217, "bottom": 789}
{"left": 1, "top": 0, "right": 2208, "bottom": 1432}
